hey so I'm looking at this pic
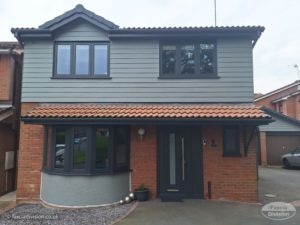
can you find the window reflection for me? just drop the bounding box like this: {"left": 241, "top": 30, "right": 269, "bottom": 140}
{"left": 73, "top": 128, "right": 87, "bottom": 169}
{"left": 95, "top": 128, "right": 110, "bottom": 169}
{"left": 162, "top": 45, "right": 176, "bottom": 74}
{"left": 180, "top": 45, "right": 195, "bottom": 74}
{"left": 75, "top": 45, "right": 89, "bottom": 75}
{"left": 94, "top": 45, "right": 108, "bottom": 75}
{"left": 200, "top": 44, "right": 215, "bottom": 74}
{"left": 115, "top": 128, "right": 128, "bottom": 167}
{"left": 55, "top": 128, "right": 66, "bottom": 168}
{"left": 56, "top": 45, "right": 71, "bottom": 75}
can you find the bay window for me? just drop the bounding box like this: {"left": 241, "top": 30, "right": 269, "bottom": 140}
{"left": 44, "top": 126, "right": 130, "bottom": 175}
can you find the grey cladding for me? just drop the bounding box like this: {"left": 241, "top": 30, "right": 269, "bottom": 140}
{"left": 22, "top": 20, "right": 255, "bottom": 103}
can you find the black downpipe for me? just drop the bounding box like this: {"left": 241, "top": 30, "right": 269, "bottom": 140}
{"left": 208, "top": 181, "right": 212, "bottom": 199}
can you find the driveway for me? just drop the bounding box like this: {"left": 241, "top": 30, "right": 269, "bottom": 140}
{"left": 117, "top": 167, "right": 300, "bottom": 225}
{"left": 259, "top": 167, "right": 300, "bottom": 204}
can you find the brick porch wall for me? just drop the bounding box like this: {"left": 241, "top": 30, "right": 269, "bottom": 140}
{"left": 130, "top": 126, "right": 157, "bottom": 199}
{"left": 17, "top": 103, "right": 43, "bottom": 202}
{"left": 203, "top": 126, "right": 258, "bottom": 202}
{"left": 259, "top": 131, "right": 267, "bottom": 166}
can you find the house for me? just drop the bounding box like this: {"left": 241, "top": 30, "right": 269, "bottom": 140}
{"left": 0, "top": 42, "right": 23, "bottom": 196}
{"left": 255, "top": 80, "right": 300, "bottom": 165}
{"left": 11, "top": 5, "right": 272, "bottom": 207}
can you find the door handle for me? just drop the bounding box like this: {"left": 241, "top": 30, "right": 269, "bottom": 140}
{"left": 181, "top": 137, "right": 185, "bottom": 181}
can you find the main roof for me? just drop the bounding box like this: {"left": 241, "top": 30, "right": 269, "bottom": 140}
{"left": 22, "top": 104, "right": 272, "bottom": 125}
{"left": 11, "top": 4, "right": 264, "bottom": 44}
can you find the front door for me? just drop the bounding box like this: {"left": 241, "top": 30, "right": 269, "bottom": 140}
{"left": 158, "top": 126, "right": 203, "bottom": 201}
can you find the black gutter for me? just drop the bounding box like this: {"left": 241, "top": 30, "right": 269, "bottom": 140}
{"left": 108, "top": 32, "right": 260, "bottom": 40}
{"left": 22, "top": 117, "right": 274, "bottom": 125}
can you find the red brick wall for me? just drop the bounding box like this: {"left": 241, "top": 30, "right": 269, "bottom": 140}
{"left": 285, "top": 96, "right": 296, "bottom": 118}
{"left": 296, "top": 95, "right": 300, "bottom": 120}
{"left": 259, "top": 132, "right": 267, "bottom": 166}
{"left": 0, "top": 55, "right": 12, "bottom": 101}
{"left": 17, "top": 103, "right": 43, "bottom": 202}
{"left": 130, "top": 126, "right": 157, "bottom": 199}
{"left": 130, "top": 125, "right": 257, "bottom": 202}
{"left": 255, "top": 84, "right": 300, "bottom": 120}
{"left": 255, "top": 85, "right": 298, "bottom": 109}
{"left": 203, "top": 126, "right": 258, "bottom": 202}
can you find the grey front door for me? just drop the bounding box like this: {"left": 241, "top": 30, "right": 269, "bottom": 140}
{"left": 158, "top": 126, "right": 203, "bottom": 201}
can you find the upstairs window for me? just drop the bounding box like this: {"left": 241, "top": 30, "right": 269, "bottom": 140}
{"left": 160, "top": 42, "right": 216, "bottom": 78}
{"left": 54, "top": 42, "right": 109, "bottom": 78}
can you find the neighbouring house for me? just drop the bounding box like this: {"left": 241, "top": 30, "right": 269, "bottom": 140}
{"left": 255, "top": 80, "right": 300, "bottom": 165}
{"left": 0, "top": 42, "right": 23, "bottom": 196}
{"left": 11, "top": 4, "right": 272, "bottom": 207}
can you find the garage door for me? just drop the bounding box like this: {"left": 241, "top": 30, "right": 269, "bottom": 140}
{"left": 266, "top": 134, "right": 300, "bottom": 165}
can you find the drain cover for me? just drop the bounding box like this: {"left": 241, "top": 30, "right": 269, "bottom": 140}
{"left": 265, "top": 194, "right": 277, "bottom": 198}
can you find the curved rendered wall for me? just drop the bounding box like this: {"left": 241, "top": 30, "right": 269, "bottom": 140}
{"left": 41, "top": 172, "right": 129, "bottom": 207}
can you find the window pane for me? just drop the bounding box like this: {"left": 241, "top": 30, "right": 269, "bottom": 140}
{"left": 180, "top": 45, "right": 195, "bottom": 74}
{"left": 45, "top": 127, "right": 52, "bottom": 169}
{"left": 115, "top": 128, "right": 128, "bottom": 167}
{"left": 94, "top": 45, "right": 108, "bottom": 75}
{"left": 75, "top": 45, "right": 89, "bottom": 75}
{"left": 56, "top": 45, "right": 71, "bottom": 75}
{"left": 200, "top": 44, "right": 215, "bottom": 74}
{"left": 73, "top": 128, "right": 87, "bottom": 169}
{"left": 162, "top": 45, "right": 176, "bottom": 74}
{"left": 169, "top": 133, "right": 176, "bottom": 185}
{"left": 224, "top": 128, "right": 239, "bottom": 155}
{"left": 54, "top": 128, "right": 66, "bottom": 168}
{"left": 95, "top": 128, "right": 109, "bottom": 169}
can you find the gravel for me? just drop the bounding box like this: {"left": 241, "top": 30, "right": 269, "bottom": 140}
{"left": 0, "top": 203, "right": 134, "bottom": 225}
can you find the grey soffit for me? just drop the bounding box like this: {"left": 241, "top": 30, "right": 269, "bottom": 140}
{"left": 260, "top": 107, "right": 300, "bottom": 127}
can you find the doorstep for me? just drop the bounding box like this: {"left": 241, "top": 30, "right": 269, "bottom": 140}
{"left": 0, "top": 191, "right": 16, "bottom": 213}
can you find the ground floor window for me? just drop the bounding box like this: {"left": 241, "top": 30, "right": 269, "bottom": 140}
{"left": 222, "top": 126, "right": 240, "bottom": 157}
{"left": 43, "top": 126, "right": 130, "bottom": 175}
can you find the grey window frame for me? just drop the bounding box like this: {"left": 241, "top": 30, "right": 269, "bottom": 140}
{"left": 43, "top": 126, "right": 130, "bottom": 175}
{"left": 53, "top": 42, "right": 110, "bottom": 79}
{"left": 159, "top": 40, "right": 218, "bottom": 79}
{"left": 222, "top": 126, "right": 241, "bottom": 157}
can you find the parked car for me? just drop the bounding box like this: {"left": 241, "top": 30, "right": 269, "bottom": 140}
{"left": 281, "top": 147, "right": 300, "bottom": 168}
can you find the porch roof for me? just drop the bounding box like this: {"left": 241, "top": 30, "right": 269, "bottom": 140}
{"left": 22, "top": 103, "right": 272, "bottom": 125}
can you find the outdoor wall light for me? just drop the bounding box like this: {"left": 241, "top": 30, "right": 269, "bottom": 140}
{"left": 138, "top": 128, "right": 146, "bottom": 140}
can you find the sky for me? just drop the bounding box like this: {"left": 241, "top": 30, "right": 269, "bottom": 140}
{"left": 1, "top": 0, "right": 299, "bottom": 94}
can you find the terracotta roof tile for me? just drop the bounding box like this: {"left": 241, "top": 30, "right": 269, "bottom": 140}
{"left": 24, "top": 104, "right": 270, "bottom": 119}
